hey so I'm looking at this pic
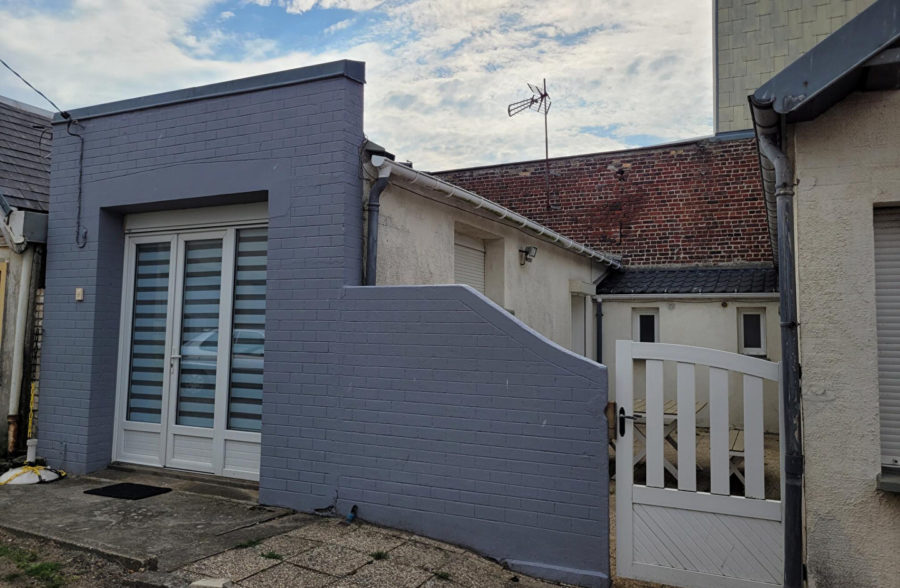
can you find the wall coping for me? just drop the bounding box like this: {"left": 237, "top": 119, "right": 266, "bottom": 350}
{"left": 53, "top": 60, "right": 365, "bottom": 123}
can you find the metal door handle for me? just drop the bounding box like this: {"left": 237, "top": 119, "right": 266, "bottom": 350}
{"left": 169, "top": 355, "right": 182, "bottom": 367}
{"left": 618, "top": 406, "right": 635, "bottom": 437}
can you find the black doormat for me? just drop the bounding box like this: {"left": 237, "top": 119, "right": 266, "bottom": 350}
{"left": 84, "top": 482, "right": 172, "bottom": 500}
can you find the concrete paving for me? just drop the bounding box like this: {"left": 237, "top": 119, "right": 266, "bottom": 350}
{"left": 0, "top": 468, "right": 567, "bottom": 587}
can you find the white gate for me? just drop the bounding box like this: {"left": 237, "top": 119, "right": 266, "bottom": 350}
{"left": 615, "top": 341, "right": 784, "bottom": 588}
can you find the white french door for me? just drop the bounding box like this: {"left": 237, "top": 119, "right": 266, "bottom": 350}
{"left": 113, "top": 223, "right": 267, "bottom": 480}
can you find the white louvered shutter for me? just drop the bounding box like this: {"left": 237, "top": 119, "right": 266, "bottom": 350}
{"left": 454, "top": 234, "right": 486, "bottom": 294}
{"left": 875, "top": 208, "right": 900, "bottom": 467}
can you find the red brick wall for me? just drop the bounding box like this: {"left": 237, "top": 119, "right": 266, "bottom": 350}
{"left": 434, "top": 137, "right": 771, "bottom": 266}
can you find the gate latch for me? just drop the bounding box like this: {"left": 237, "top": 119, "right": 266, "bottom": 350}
{"left": 618, "top": 406, "right": 635, "bottom": 437}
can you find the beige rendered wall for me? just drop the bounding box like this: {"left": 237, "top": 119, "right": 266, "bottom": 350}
{"left": 375, "top": 183, "right": 601, "bottom": 356}
{"left": 716, "top": 0, "right": 874, "bottom": 133}
{"left": 601, "top": 296, "right": 781, "bottom": 431}
{"left": 792, "top": 90, "right": 900, "bottom": 587}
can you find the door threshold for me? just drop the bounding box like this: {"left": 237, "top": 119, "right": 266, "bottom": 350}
{"left": 105, "top": 462, "right": 259, "bottom": 491}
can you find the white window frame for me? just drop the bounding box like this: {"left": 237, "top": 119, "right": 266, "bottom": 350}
{"left": 632, "top": 308, "right": 659, "bottom": 343}
{"left": 738, "top": 308, "right": 767, "bottom": 357}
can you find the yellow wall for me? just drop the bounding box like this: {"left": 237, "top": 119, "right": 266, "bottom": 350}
{"left": 792, "top": 89, "right": 900, "bottom": 587}
{"left": 716, "top": 0, "right": 874, "bottom": 132}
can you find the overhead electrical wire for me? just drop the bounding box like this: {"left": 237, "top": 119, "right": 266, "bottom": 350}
{"left": 0, "top": 57, "right": 69, "bottom": 119}
{"left": 1, "top": 55, "right": 87, "bottom": 246}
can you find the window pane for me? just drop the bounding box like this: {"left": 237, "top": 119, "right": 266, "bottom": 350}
{"left": 639, "top": 314, "right": 656, "bottom": 343}
{"left": 228, "top": 228, "right": 267, "bottom": 432}
{"left": 743, "top": 313, "right": 762, "bottom": 349}
{"left": 126, "top": 243, "right": 170, "bottom": 423}
{"left": 176, "top": 239, "right": 223, "bottom": 428}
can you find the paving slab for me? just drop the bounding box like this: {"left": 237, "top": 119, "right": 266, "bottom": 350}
{"left": 184, "top": 548, "right": 279, "bottom": 581}
{"left": 330, "top": 560, "right": 433, "bottom": 588}
{"left": 252, "top": 533, "right": 320, "bottom": 558}
{"left": 288, "top": 543, "right": 373, "bottom": 576}
{"left": 435, "top": 553, "right": 524, "bottom": 588}
{"left": 330, "top": 525, "right": 408, "bottom": 554}
{"left": 238, "top": 562, "right": 334, "bottom": 588}
{"left": 0, "top": 473, "right": 304, "bottom": 571}
{"left": 388, "top": 540, "right": 452, "bottom": 571}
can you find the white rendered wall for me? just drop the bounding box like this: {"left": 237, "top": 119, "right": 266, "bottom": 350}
{"left": 792, "top": 89, "right": 900, "bottom": 587}
{"left": 601, "top": 296, "right": 781, "bottom": 432}
{"left": 375, "top": 182, "right": 601, "bottom": 356}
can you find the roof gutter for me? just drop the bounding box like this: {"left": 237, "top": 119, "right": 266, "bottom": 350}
{"left": 749, "top": 97, "right": 804, "bottom": 588}
{"left": 370, "top": 155, "right": 622, "bottom": 269}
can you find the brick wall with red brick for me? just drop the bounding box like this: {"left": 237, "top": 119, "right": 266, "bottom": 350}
{"left": 434, "top": 137, "right": 771, "bottom": 267}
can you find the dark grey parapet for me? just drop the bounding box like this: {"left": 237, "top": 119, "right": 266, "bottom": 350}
{"left": 53, "top": 60, "right": 365, "bottom": 123}
{"left": 259, "top": 284, "right": 610, "bottom": 587}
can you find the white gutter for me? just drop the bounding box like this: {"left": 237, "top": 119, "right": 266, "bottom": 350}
{"left": 371, "top": 155, "right": 622, "bottom": 269}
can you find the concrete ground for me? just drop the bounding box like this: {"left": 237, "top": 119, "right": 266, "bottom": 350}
{"left": 0, "top": 466, "right": 570, "bottom": 587}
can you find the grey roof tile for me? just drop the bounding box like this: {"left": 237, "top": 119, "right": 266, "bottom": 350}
{"left": 0, "top": 98, "right": 51, "bottom": 212}
{"left": 597, "top": 267, "right": 778, "bottom": 295}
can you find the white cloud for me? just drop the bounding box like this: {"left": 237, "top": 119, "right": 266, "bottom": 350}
{"left": 324, "top": 18, "right": 354, "bottom": 34}
{"left": 220, "top": 10, "right": 235, "bottom": 19}
{"left": 0, "top": 0, "right": 714, "bottom": 170}
{"left": 274, "top": 0, "right": 382, "bottom": 14}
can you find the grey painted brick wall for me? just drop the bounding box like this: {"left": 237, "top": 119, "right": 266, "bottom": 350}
{"left": 40, "top": 62, "right": 609, "bottom": 587}
{"left": 41, "top": 67, "right": 366, "bottom": 473}
{"left": 260, "top": 283, "right": 609, "bottom": 586}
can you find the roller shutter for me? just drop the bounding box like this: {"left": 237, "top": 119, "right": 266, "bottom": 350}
{"left": 875, "top": 208, "right": 900, "bottom": 467}
{"left": 454, "top": 234, "right": 486, "bottom": 294}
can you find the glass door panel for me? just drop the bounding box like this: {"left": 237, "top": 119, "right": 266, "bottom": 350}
{"left": 228, "top": 228, "right": 267, "bottom": 432}
{"left": 175, "top": 239, "right": 224, "bottom": 428}
{"left": 126, "top": 243, "right": 171, "bottom": 423}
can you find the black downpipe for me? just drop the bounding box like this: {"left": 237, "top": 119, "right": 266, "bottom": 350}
{"left": 759, "top": 134, "right": 804, "bottom": 588}
{"left": 365, "top": 177, "right": 390, "bottom": 286}
{"left": 596, "top": 298, "right": 603, "bottom": 364}
{"left": 777, "top": 183, "right": 804, "bottom": 588}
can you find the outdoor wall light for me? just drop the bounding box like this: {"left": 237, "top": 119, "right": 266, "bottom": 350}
{"left": 519, "top": 245, "right": 538, "bottom": 265}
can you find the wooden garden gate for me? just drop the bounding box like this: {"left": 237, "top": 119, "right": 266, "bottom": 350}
{"left": 615, "top": 341, "right": 784, "bottom": 588}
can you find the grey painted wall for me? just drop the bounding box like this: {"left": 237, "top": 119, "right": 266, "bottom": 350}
{"left": 41, "top": 67, "right": 365, "bottom": 473}
{"left": 261, "top": 283, "right": 609, "bottom": 586}
{"left": 40, "top": 62, "right": 609, "bottom": 587}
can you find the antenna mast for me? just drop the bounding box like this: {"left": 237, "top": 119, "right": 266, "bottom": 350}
{"left": 508, "top": 79, "right": 556, "bottom": 209}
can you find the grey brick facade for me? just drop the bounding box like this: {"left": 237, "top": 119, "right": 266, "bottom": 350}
{"left": 40, "top": 61, "right": 609, "bottom": 586}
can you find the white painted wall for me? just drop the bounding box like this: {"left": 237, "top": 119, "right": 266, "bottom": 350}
{"left": 792, "top": 89, "right": 900, "bottom": 587}
{"left": 601, "top": 296, "right": 781, "bottom": 432}
{"left": 374, "top": 182, "right": 601, "bottom": 356}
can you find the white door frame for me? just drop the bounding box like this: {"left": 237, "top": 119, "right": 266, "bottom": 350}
{"left": 164, "top": 229, "right": 232, "bottom": 476}
{"left": 113, "top": 209, "right": 266, "bottom": 480}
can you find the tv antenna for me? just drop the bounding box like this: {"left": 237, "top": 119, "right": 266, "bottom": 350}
{"left": 508, "top": 79, "right": 557, "bottom": 209}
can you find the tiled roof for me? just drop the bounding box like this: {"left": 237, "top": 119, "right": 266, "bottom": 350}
{"left": 597, "top": 267, "right": 778, "bottom": 295}
{"left": 0, "top": 97, "right": 51, "bottom": 212}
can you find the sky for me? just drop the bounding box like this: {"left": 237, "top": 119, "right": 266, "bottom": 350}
{"left": 0, "top": 0, "right": 714, "bottom": 171}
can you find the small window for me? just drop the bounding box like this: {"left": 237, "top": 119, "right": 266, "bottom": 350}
{"left": 632, "top": 309, "right": 659, "bottom": 343}
{"left": 739, "top": 309, "right": 766, "bottom": 356}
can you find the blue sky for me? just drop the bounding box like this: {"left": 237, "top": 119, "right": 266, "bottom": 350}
{"left": 0, "top": 1, "right": 714, "bottom": 170}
